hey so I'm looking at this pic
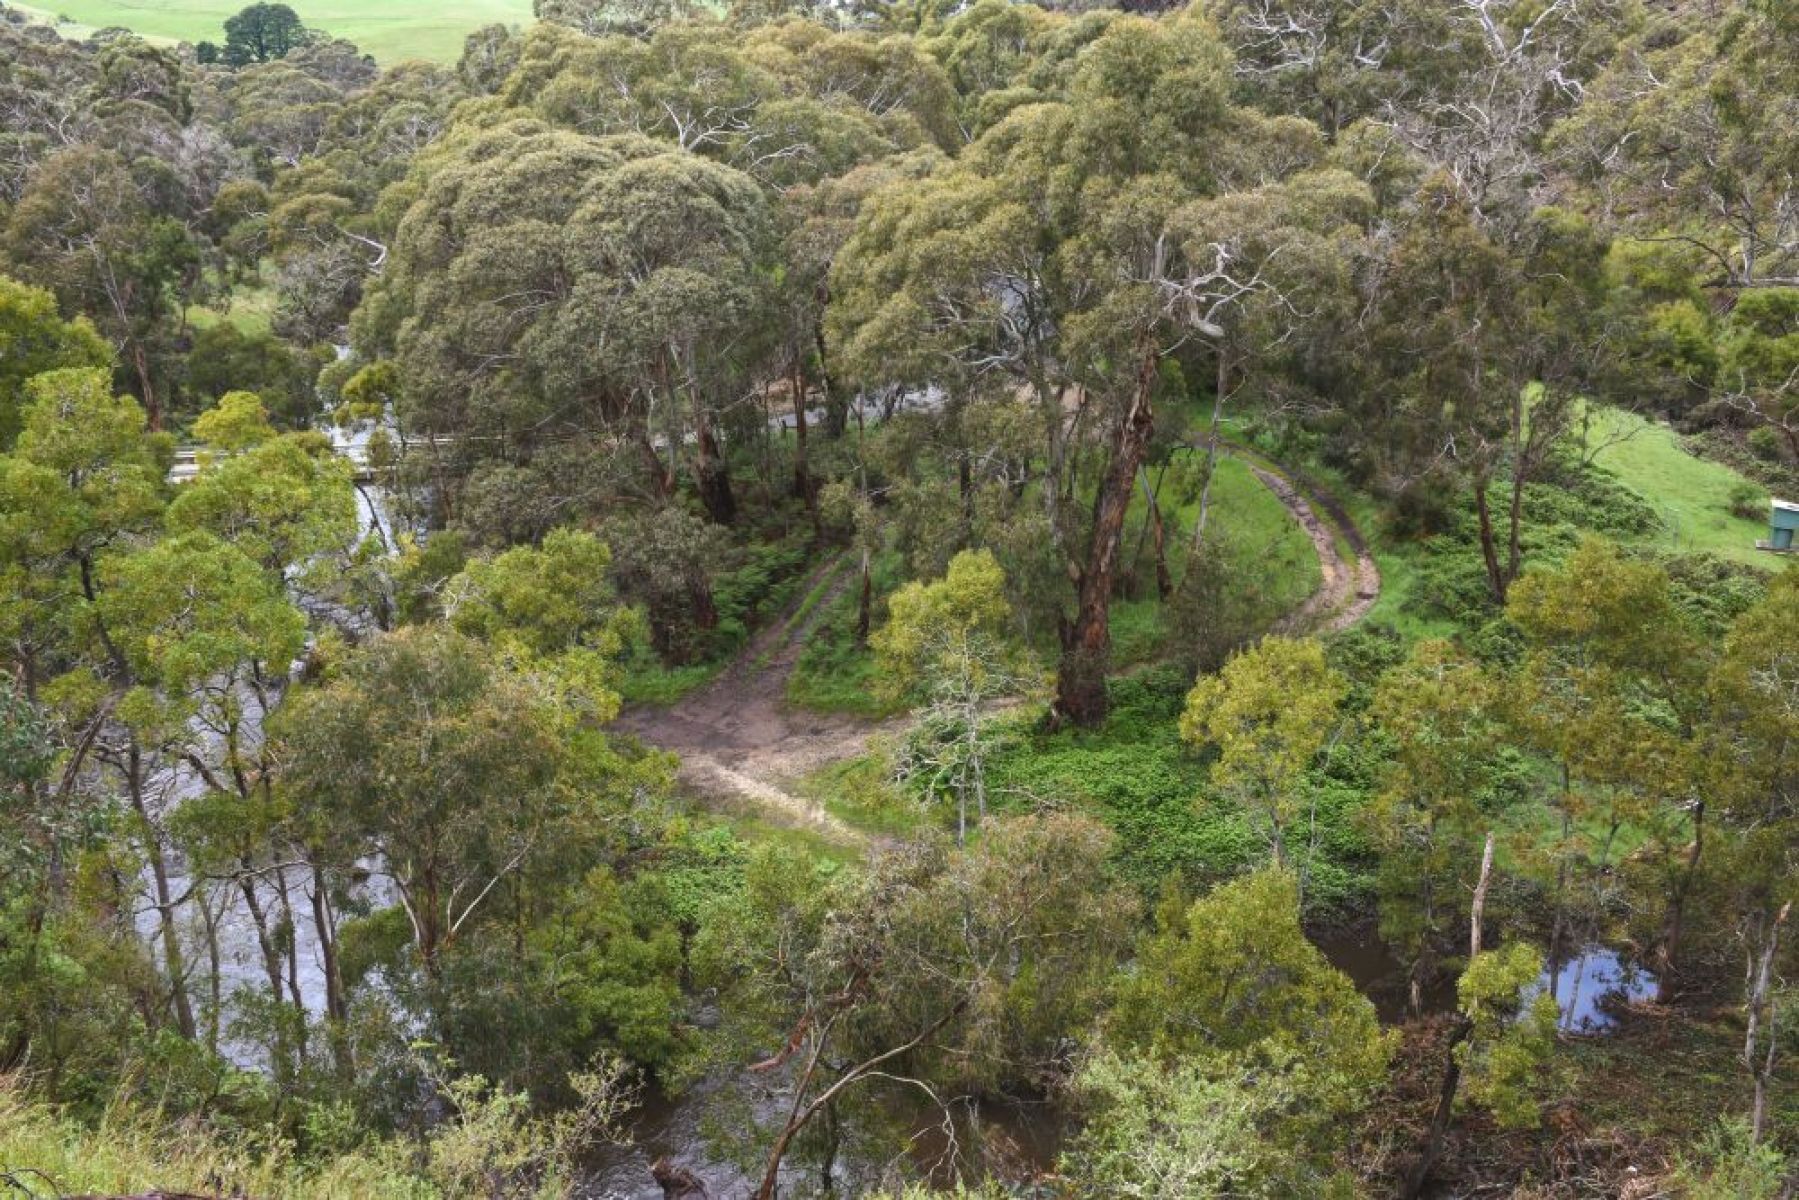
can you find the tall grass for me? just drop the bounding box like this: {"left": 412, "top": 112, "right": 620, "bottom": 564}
{"left": 0, "top": 1084, "right": 431, "bottom": 1199}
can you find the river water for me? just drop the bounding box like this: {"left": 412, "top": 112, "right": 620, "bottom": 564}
{"left": 153, "top": 416, "right": 1655, "bottom": 1189}
{"left": 578, "top": 1080, "right": 1065, "bottom": 1199}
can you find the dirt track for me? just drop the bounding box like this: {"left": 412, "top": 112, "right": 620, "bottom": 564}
{"left": 619, "top": 453, "right": 1381, "bottom": 833}
{"left": 1226, "top": 443, "right": 1381, "bottom": 635}
{"left": 614, "top": 556, "right": 902, "bottom": 842}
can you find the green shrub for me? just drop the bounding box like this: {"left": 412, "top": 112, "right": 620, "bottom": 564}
{"left": 787, "top": 551, "right": 906, "bottom": 716}
{"left": 973, "top": 668, "right": 1376, "bottom": 908}
{"left": 1729, "top": 479, "right": 1766, "bottom": 520}
{"left": 1748, "top": 425, "right": 1784, "bottom": 462}
{"left": 1671, "top": 1119, "right": 1790, "bottom": 1200}
{"left": 1663, "top": 552, "right": 1767, "bottom": 637}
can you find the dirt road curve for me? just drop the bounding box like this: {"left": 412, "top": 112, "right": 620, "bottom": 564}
{"left": 620, "top": 451, "right": 1379, "bottom": 835}
{"left": 614, "top": 556, "right": 898, "bottom": 843}
{"left": 1227, "top": 444, "right": 1381, "bottom": 635}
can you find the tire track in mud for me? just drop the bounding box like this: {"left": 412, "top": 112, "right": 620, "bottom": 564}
{"left": 1222, "top": 442, "right": 1381, "bottom": 635}
{"left": 623, "top": 448, "right": 1379, "bottom": 834}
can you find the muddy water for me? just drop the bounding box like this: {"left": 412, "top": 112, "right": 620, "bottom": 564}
{"left": 1314, "top": 924, "right": 1657, "bottom": 1034}
{"left": 578, "top": 1083, "right": 1064, "bottom": 1199}
{"left": 1312, "top": 923, "right": 1457, "bottom": 1023}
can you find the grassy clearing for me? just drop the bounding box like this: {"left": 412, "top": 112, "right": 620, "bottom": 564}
{"left": 1243, "top": 402, "right": 1776, "bottom": 646}
{"left": 1109, "top": 452, "right": 1322, "bottom": 666}
{"left": 617, "top": 653, "right": 725, "bottom": 707}
{"left": 186, "top": 282, "right": 277, "bottom": 338}
{"left": 14, "top": 0, "right": 531, "bottom": 63}
{"left": 1576, "top": 406, "right": 1773, "bottom": 568}
{"left": 713, "top": 810, "right": 861, "bottom": 866}
{"left": 787, "top": 450, "right": 1320, "bottom": 714}
{"left": 1224, "top": 425, "right": 1459, "bottom": 643}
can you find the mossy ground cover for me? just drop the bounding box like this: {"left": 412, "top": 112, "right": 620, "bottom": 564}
{"left": 1363, "top": 1003, "right": 1794, "bottom": 1197}
{"left": 1564, "top": 1008, "right": 1797, "bottom": 1147}
{"left": 972, "top": 667, "right": 1378, "bottom": 912}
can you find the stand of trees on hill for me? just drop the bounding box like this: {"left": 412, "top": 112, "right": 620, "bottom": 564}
{"left": 0, "top": 0, "right": 1796, "bottom": 1195}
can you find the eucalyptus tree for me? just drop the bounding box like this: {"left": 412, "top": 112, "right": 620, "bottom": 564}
{"left": 99, "top": 527, "right": 309, "bottom": 1069}
{"left": 1108, "top": 867, "right": 1393, "bottom": 1180}
{"left": 1556, "top": 2, "right": 1799, "bottom": 293}
{"left": 564, "top": 146, "right": 774, "bottom": 523}
{"left": 873, "top": 548, "right": 1038, "bottom": 843}
{"left": 277, "top": 626, "right": 601, "bottom": 982}
{"left": 1715, "top": 288, "right": 1799, "bottom": 461}
{"left": 4, "top": 146, "right": 201, "bottom": 429}
{"left": 692, "top": 812, "right": 1132, "bottom": 1198}
{"left": 445, "top": 525, "right": 640, "bottom": 717}
{"left": 1346, "top": 186, "right": 1609, "bottom": 602}
{"left": 533, "top": 0, "right": 702, "bottom": 39}
{"left": 0, "top": 376, "right": 368, "bottom": 1082}
{"left": 0, "top": 24, "right": 101, "bottom": 203}
{"left": 502, "top": 19, "right": 954, "bottom": 185}
{"left": 359, "top": 117, "right": 772, "bottom": 525}
{"left": 1367, "top": 640, "right": 1504, "bottom": 1016}
{"left": 1705, "top": 569, "right": 1799, "bottom": 1140}
{"left": 1179, "top": 635, "right": 1347, "bottom": 877}
{"left": 0, "top": 368, "right": 167, "bottom": 714}
{"left": 154, "top": 400, "right": 359, "bottom": 1064}
{"left": 237, "top": 61, "right": 463, "bottom": 348}
{"left": 0, "top": 370, "right": 348, "bottom": 1073}
{"left": 1505, "top": 539, "right": 1712, "bottom": 991}
{"left": 832, "top": 12, "right": 1356, "bottom": 726}
{"left": 919, "top": 0, "right": 1058, "bottom": 140}
{"left": 0, "top": 275, "right": 112, "bottom": 449}
{"left": 166, "top": 394, "right": 360, "bottom": 586}
{"left": 1203, "top": 0, "right": 1484, "bottom": 136}
{"left": 0, "top": 369, "right": 175, "bottom": 1035}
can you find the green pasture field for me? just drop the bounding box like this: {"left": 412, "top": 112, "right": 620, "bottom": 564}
{"left": 9, "top": 0, "right": 532, "bottom": 63}
{"left": 1577, "top": 404, "right": 1773, "bottom": 568}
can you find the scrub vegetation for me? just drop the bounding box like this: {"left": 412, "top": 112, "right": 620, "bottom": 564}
{"left": 1, "top": 0, "right": 1797, "bottom": 1196}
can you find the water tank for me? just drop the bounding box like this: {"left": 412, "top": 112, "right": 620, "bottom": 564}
{"left": 1770, "top": 499, "right": 1799, "bottom": 550}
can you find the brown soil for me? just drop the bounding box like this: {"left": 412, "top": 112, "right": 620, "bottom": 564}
{"left": 615, "top": 555, "right": 903, "bottom": 842}
{"left": 1227, "top": 443, "right": 1381, "bottom": 635}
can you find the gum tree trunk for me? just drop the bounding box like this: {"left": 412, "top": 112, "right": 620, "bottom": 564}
{"left": 1054, "top": 347, "right": 1158, "bottom": 728}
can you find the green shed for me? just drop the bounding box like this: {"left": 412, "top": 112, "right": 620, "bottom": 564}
{"left": 1770, "top": 499, "right": 1799, "bottom": 551}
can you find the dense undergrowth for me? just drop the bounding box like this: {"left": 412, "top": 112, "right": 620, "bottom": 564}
{"left": 8, "top": 0, "right": 1799, "bottom": 1189}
